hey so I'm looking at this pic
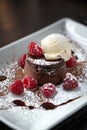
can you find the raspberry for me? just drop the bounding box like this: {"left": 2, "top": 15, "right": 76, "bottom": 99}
{"left": 28, "top": 42, "right": 43, "bottom": 58}
{"left": 22, "top": 75, "right": 38, "bottom": 90}
{"left": 62, "top": 73, "right": 78, "bottom": 90}
{"left": 41, "top": 83, "right": 56, "bottom": 98}
{"left": 18, "top": 54, "right": 26, "bottom": 68}
{"left": 9, "top": 80, "right": 24, "bottom": 95}
{"left": 66, "top": 55, "right": 77, "bottom": 68}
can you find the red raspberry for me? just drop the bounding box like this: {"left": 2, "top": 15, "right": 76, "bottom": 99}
{"left": 41, "top": 83, "right": 56, "bottom": 98}
{"left": 62, "top": 73, "right": 78, "bottom": 90}
{"left": 66, "top": 55, "right": 77, "bottom": 68}
{"left": 18, "top": 54, "right": 26, "bottom": 68}
{"left": 22, "top": 75, "right": 38, "bottom": 90}
{"left": 28, "top": 42, "right": 43, "bottom": 58}
{"left": 9, "top": 80, "right": 24, "bottom": 95}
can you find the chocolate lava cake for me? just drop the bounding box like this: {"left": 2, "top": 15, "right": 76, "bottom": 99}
{"left": 24, "top": 55, "right": 67, "bottom": 85}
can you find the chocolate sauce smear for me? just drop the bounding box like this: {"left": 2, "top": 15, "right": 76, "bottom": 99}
{"left": 12, "top": 100, "right": 35, "bottom": 109}
{"left": 0, "top": 75, "right": 7, "bottom": 81}
{"left": 12, "top": 100, "right": 25, "bottom": 106}
{"left": 40, "top": 102, "right": 57, "bottom": 110}
{"left": 12, "top": 96, "right": 81, "bottom": 110}
{"left": 40, "top": 96, "right": 81, "bottom": 110}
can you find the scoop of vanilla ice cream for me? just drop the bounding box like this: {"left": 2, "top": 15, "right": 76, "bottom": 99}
{"left": 41, "top": 34, "right": 71, "bottom": 61}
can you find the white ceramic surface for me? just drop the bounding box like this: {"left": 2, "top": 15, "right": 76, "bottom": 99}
{"left": 66, "top": 19, "right": 87, "bottom": 50}
{"left": 0, "top": 18, "right": 87, "bottom": 130}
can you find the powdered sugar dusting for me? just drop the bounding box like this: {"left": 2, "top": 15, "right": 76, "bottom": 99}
{"left": 0, "top": 39, "right": 87, "bottom": 111}
{"left": 0, "top": 61, "right": 87, "bottom": 110}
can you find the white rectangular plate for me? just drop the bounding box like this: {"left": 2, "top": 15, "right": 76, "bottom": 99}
{"left": 0, "top": 18, "right": 87, "bottom": 130}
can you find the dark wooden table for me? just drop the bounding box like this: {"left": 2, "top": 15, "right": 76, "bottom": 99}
{"left": 0, "top": 0, "right": 87, "bottom": 130}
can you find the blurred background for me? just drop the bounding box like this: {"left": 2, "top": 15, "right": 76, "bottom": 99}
{"left": 0, "top": 0, "right": 87, "bottom": 47}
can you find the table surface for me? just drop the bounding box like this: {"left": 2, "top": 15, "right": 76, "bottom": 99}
{"left": 0, "top": 0, "right": 87, "bottom": 130}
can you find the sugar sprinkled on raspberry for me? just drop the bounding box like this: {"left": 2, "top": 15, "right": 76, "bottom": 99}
{"left": 18, "top": 54, "right": 26, "bottom": 68}
{"left": 41, "top": 83, "right": 56, "bottom": 98}
{"left": 8, "top": 80, "right": 24, "bottom": 95}
{"left": 28, "top": 42, "right": 43, "bottom": 58}
{"left": 62, "top": 73, "right": 78, "bottom": 90}
{"left": 66, "top": 55, "right": 77, "bottom": 68}
{"left": 22, "top": 75, "right": 38, "bottom": 90}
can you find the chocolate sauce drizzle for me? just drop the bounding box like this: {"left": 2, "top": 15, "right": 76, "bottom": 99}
{"left": 12, "top": 100, "right": 35, "bottom": 109}
{"left": 12, "top": 96, "right": 81, "bottom": 110}
{"left": 0, "top": 75, "right": 7, "bottom": 81}
{"left": 40, "top": 96, "right": 81, "bottom": 110}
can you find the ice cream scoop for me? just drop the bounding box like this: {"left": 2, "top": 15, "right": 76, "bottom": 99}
{"left": 41, "top": 34, "right": 71, "bottom": 61}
